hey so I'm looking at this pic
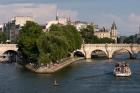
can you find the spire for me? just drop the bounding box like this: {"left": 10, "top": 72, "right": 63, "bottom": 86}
{"left": 103, "top": 26, "right": 105, "bottom": 31}
{"left": 68, "top": 16, "right": 71, "bottom": 22}
{"left": 111, "top": 22, "right": 117, "bottom": 30}
{"left": 67, "top": 16, "right": 71, "bottom": 24}
{"left": 56, "top": 10, "right": 59, "bottom": 21}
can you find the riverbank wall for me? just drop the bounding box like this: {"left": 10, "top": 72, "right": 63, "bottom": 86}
{"left": 25, "top": 57, "right": 84, "bottom": 74}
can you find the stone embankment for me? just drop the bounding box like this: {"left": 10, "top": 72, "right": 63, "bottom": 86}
{"left": 25, "top": 57, "right": 84, "bottom": 74}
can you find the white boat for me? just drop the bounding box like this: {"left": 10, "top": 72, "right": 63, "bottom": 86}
{"left": 114, "top": 62, "right": 131, "bottom": 77}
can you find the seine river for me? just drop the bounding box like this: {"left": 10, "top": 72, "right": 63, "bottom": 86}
{"left": 0, "top": 57, "right": 140, "bottom": 93}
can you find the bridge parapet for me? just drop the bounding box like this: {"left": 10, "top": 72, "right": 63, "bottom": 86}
{"left": 0, "top": 44, "right": 17, "bottom": 48}
{"left": 0, "top": 44, "right": 18, "bottom": 55}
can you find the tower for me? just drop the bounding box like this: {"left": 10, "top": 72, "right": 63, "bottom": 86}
{"left": 56, "top": 10, "right": 59, "bottom": 21}
{"left": 66, "top": 16, "right": 71, "bottom": 24}
{"left": 111, "top": 22, "right": 117, "bottom": 43}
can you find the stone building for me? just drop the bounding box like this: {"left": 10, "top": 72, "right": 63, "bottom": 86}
{"left": 45, "top": 13, "right": 70, "bottom": 31}
{"left": 12, "top": 16, "right": 34, "bottom": 27}
{"left": 94, "top": 22, "right": 117, "bottom": 43}
{"left": 3, "top": 16, "right": 34, "bottom": 43}
{"left": 72, "top": 21, "right": 89, "bottom": 31}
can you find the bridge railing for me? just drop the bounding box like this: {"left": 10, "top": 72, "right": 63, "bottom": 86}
{"left": 0, "top": 44, "right": 17, "bottom": 48}
{"left": 83, "top": 44, "right": 140, "bottom": 48}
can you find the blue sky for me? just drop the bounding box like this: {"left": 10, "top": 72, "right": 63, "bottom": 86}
{"left": 0, "top": 0, "right": 140, "bottom": 35}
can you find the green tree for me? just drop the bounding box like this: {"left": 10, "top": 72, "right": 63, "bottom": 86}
{"left": 123, "top": 35, "right": 135, "bottom": 43}
{"left": 18, "top": 21, "right": 43, "bottom": 63}
{"left": 37, "top": 33, "right": 69, "bottom": 64}
{"left": 18, "top": 23, "right": 82, "bottom": 64}
{"left": 50, "top": 24, "right": 82, "bottom": 52}
{"left": 37, "top": 24, "right": 82, "bottom": 64}
{"left": 0, "top": 32, "right": 6, "bottom": 43}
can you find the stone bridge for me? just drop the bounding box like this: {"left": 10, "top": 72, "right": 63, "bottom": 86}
{"left": 76, "top": 44, "right": 140, "bottom": 59}
{"left": 0, "top": 44, "right": 18, "bottom": 56}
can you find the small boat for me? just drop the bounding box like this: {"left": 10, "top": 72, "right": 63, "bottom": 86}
{"left": 114, "top": 62, "right": 131, "bottom": 77}
{"left": 53, "top": 79, "right": 59, "bottom": 86}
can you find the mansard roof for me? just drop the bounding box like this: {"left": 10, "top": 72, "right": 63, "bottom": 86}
{"left": 98, "top": 27, "right": 109, "bottom": 32}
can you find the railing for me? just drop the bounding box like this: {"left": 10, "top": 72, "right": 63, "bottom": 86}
{"left": 0, "top": 44, "right": 17, "bottom": 48}
{"left": 83, "top": 44, "right": 140, "bottom": 48}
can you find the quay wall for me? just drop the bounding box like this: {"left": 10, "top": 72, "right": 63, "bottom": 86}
{"left": 25, "top": 57, "right": 84, "bottom": 74}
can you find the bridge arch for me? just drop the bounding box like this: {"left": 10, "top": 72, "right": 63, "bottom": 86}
{"left": 91, "top": 49, "right": 108, "bottom": 59}
{"left": 73, "top": 50, "right": 85, "bottom": 57}
{"left": 3, "top": 50, "right": 18, "bottom": 54}
{"left": 112, "top": 48, "right": 132, "bottom": 59}
{"left": 79, "top": 44, "right": 140, "bottom": 59}
{"left": 1, "top": 50, "right": 18, "bottom": 63}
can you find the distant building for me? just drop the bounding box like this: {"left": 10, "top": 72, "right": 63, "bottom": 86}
{"left": 0, "top": 24, "right": 4, "bottom": 32}
{"left": 3, "top": 20, "right": 19, "bottom": 43}
{"left": 94, "top": 27, "right": 110, "bottom": 38}
{"left": 94, "top": 22, "right": 118, "bottom": 43}
{"left": 3, "top": 16, "right": 34, "bottom": 43}
{"left": 12, "top": 16, "right": 34, "bottom": 27}
{"left": 72, "top": 21, "right": 89, "bottom": 31}
{"left": 45, "top": 14, "right": 69, "bottom": 31}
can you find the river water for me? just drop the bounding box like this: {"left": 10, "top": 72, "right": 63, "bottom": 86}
{"left": 0, "top": 58, "right": 140, "bottom": 93}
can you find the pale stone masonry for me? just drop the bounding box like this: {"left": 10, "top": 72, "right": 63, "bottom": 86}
{"left": 78, "top": 44, "right": 140, "bottom": 59}
{"left": 94, "top": 22, "right": 117, "bottom": 43}
{"left": 13, "top": 16, "right": 34, "bottom": 27}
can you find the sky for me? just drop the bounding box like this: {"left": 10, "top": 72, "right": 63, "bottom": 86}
{"left": 0, "top": 0, "right": 140, "bottom": 36}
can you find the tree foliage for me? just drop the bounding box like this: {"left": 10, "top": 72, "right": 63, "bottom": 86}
{"left": 37, "top": 24, "right": 82, "bottom": 64}
{"left": 18, "top": 21, "right": 42, "bottom": 63}
{"left": 123, "top": 35, "right": 135, "bottom": 43}
{"left": 0, "top": 32, "right": 6, "bottom": 43}
{"left": 18, "top": 23, "right": 82, "bottom": 64}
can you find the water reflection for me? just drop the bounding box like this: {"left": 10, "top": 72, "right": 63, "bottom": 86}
{"left": 136, "top": 52, "right": 140, "bottom": 59}
{"left": 115, "top": 76, "right": 131, "bottom": 80}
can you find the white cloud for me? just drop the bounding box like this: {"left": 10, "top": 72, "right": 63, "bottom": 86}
{"left": 0, "top": 3, "right": 78, "bottom": 24}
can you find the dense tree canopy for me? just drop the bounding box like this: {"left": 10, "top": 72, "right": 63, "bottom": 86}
{"left": 18, "top": 21, "right": 42, "bottom": 63}
{"left": 0, "top": 32, "right": 6, "bottom": 43}
{"left": 18, "top": 22, "right": 82, "bottom": 64}
{"left": 37, "top": 24, "right": 82, "bottom": 64}
{"left": 123, "top": 35, "right": 135, "bottom": 43}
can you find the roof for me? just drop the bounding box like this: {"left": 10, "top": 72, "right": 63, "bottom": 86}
{"left": 111, "top": 22, "right": 117, "bottom": 29}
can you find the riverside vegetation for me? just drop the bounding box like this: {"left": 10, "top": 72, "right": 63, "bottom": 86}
{"left": 18, "top": 21, "right": 82, "bottom": 67}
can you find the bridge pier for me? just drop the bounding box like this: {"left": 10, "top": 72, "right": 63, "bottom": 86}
{"left": 106, "top": 51, "right": 113, "bottom": 59}
{"left": 108, "top": 55, "right": 112, "bottom": 59}
{"left": 85, "top": 53, "right": 91, "bottom": 59}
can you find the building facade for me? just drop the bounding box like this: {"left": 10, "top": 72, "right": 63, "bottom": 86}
{"left": 94, "top": 22, "right": 117, "bottom": 43}
{"left": 72, "top": 21, "right": 89, "bottom": 31}
{"left": 45, "top": 16, "right": 69, "bottom": 31}
{"left": 3, "top": 16, "right": 34, "bottom": 43}
{"left": 13, "top": 16, "right": 34, "bottom": 27}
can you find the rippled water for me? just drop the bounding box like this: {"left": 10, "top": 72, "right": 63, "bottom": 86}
{"left": 0, "top": 58, "right": 140, "bottom": 93}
